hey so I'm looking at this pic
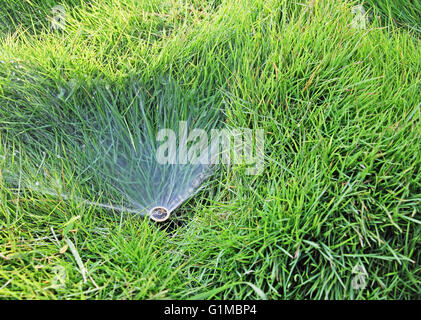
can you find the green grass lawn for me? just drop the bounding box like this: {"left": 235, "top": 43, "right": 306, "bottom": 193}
{"left": 0, "top": 0, "right": 420, "bottom": 299}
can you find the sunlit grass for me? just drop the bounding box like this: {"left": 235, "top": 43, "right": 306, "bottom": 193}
{"left": 0, "top": 0, "right": 420, "bottom": 299}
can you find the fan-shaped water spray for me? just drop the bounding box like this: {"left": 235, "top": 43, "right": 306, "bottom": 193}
{"left": 0, "top": 78, "right": 224, "bottom": 222}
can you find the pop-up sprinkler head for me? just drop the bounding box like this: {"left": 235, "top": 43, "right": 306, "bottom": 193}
{"left": 149, "top": 206, "right": 170, "bottom": 222}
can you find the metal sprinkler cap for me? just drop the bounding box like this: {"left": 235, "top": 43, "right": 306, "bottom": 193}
{"left": 149, "top": 206, "right": 170, "bottom": 222}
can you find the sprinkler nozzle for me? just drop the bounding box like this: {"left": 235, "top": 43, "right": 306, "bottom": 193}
{"left": 149, "top": 206, "right": 170, "bottom": 222}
